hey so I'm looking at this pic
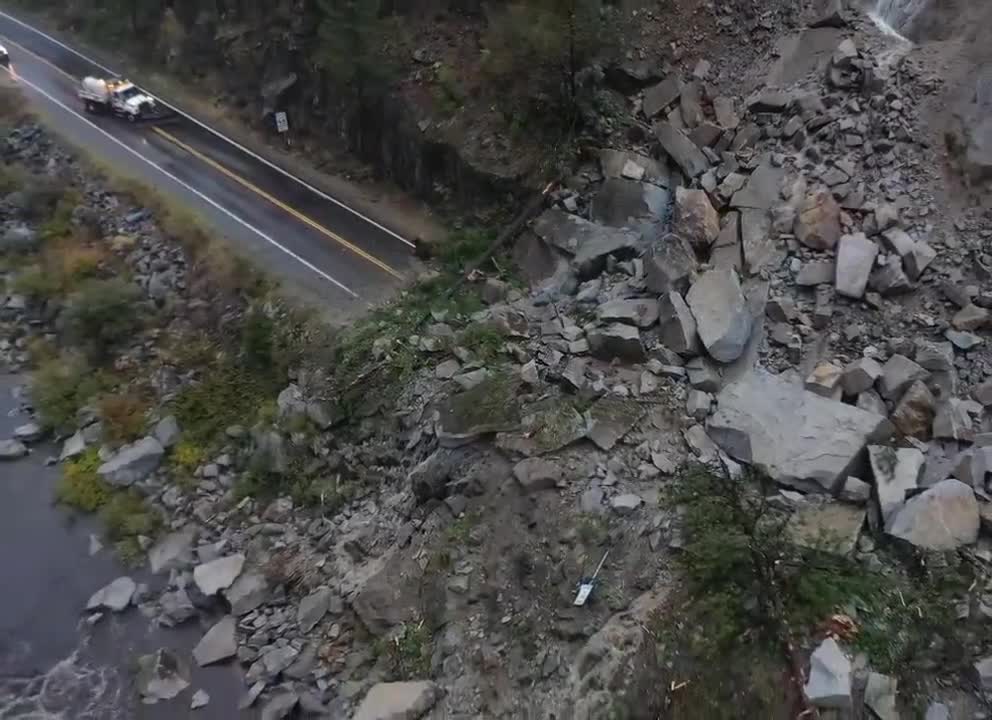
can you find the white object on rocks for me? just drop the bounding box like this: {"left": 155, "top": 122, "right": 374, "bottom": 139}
{"left": 803, "top": 637, "right": 851, "bottom": 709}
{"left": 886, "top": 479, "right": 979, "bottom": 550}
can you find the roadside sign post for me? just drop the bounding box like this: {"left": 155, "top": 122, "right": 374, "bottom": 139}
{"left": 275, "top": 111, "right": 290, "bottom": 148}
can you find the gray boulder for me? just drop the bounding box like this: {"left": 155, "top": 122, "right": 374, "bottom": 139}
{"left": 0, "top": 439, "right": 28, "bottom": 461}
{"left": 353, "top": 681, "right": 441, "bottom": 720}
{"left": 708, "top": 370, "right": 889, "bottom": 492}
{"left": 598, "top": 298, "right": 659, "bottom": 328}
{"left": 0, "top": 224, "right": 40, "bottom": 253}
{"left": 86, "top": 576, "right": 136, "bottom": 613}
{"left": 886, "top": 479, "right": 979, "bottom": 550}
{"left": 588, "top": 324, "right": 646, "bottom": 363}
{"left": 673, "top": 187, "right": 719, "bottom": 253}
{"left": 297, "top": 586, "right": 333, "bottom": 633}
{"left": 654, "top": 121, "right": 711, "bottom": 178}
{"left": 864, "top": 672, "right": 898, "bottom": 720}
{"left": 590, "top": 178, "right": 669, "bottom": 231}
{"left": 804, "top": 638, "right": 851, "bottom": 709}
{"left": 644, "top": 233, "right": 698, "bottom": 294}
{"left": 642, "top": 76, "right": 683, "bottom": 119}
{"left": 658, "top": 292, "right": 700, "bottom": 355}
{"left": 260, "top": 693, "right": 299, "bottom": 720}
{"left": 153, "top": 415, "right": 181, "bottom": 448}
{"left": 137, "top": 649, "right": 190, "bottom": 703}
{"left": 225, "top": 572, "right": 271, "bottom": 616}
{"left": 879, "top": 354, "right": 929, "bottom": 401}
{"left": 795, "top": 190, "right": 841, "bottom": 250}
{"left": 193, "top": 616, "right": 237, "bottom": 666}
{"left": 834, "top": 233, "right": 878, "bottom": 298}
{"left": 513, "top": 458, "right": 563, "bottom": 493}
{"left": 193, "top": 554, "right": 245, "bottom": 596}
{"left": 97, "top": 436, "right": 164, "bottom": 487}
{"left": 686, "top": 269, "right": 752, "bottom": 363}
{"left": 531, "top": 209, "right": 639, "bottom": 278}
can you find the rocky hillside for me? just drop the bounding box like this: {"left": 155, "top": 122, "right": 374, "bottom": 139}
{"left": 4, "top": 2, "right": 992, "bottom": 720}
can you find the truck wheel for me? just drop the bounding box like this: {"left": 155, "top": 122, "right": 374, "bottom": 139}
{"left": 83, "top": 101, "right": 93, "bottom": 113}
{"left": 127, "top": 113, "right": 137, "bottom": 123}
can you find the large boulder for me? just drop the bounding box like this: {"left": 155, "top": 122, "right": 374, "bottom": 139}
{"left": 531, "top": 209, "right": 639, "bottom": 278}
{"left": 97, "top": 436, "right": 164, "bottom": 487}
{"left": 658, "top": 292, "right": 700, "bottom": 355}
{"left": 297, "top": 586, "right": 333, "bottom": 633}
{"left": 708, "top": 370, "right": 890, "bottom": 491}
{"left": 886, "top": 479, "right": 979, "bottom": 550}
{"left": 672, "top": 187, "right": 719, "bottom": 253}
{"left": 685, "top": 269, "right": 753, "bottom": 363}
{"left": 654, "top": 121, "right": 711, "bottom": 178}
{"left": 148, "top": 526, "right": 198, "bottom": 574}
{"left": 86, "top": 576, "right": 136, "bottom": 612}
{"left": 224, "top": 572, "right": 271, "bottom": 616}
{"left": 588, "top": 324, "right": 647, "bottom": 363}
{"left": 590, "top": 178, "right": 669, "bottom": 231}
{"left": 193, "top": 554, "right": 245, "bottom": 596}
{"left": 354, "top": 681, "right": 441, "bottom": 720}
{"left": 597, "top": 298, "right": 659, "bottom": 328}
{"left": 834, "top": 233, "right": 878, "bottom": 298}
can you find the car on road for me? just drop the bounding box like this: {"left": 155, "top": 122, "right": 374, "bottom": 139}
{"left": 0, "top": 44, "right": 9, "bottom": 66}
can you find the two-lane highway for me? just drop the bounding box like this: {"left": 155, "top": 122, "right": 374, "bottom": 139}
{"left": 0, "top": 8, "right": 415, "bottom": 311}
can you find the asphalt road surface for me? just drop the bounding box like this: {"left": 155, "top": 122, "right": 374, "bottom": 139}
{"left": 0, "top": 7, "right": 415, "bottom": 311}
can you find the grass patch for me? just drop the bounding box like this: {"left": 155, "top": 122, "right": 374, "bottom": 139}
{"left": 172, "top": 364, "right": 271, "bottom": 446}
{"left": 375, "top": 621, "right": 433, "bottom": 680}
{"left": 63, "top": 278, "right": 142, "bottom": 361}
{"left": 458, "top": 323, "right": 506, "bottom": 363}
{"left": 32, "top": 354, "right": 109, "bottom": 432}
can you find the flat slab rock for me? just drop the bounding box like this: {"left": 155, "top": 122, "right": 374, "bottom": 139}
{"left": 353, "top": 681, "right": 441, "bottom": 720}
{"left": 886, "top": 479, "right": 979, "bottom": 550}
{"left": 707, "top": 370, "right": 890, "bottom": 492}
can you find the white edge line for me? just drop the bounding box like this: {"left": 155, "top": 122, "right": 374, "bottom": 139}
{"left": 0, "top": 8, "right": 417, "bottom": 249}
{"left": 1, "top": 65, "right": 360, "bottom": 299}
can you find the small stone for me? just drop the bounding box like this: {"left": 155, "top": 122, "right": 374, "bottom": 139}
{"left": 946, "top": 329, "right": 983, "bottom": 351}
{"left": 658, "top": 291, "right": 699, "bottom": 355}
{"left": 890, "top": 381, "right": 936, "bottom": 439}
{"left": 191, "top": 689, "right": 210, "bottom": 710}
{"left": 298, "top": 586, "right": 333, "bottom": 633}
{"left": 685, "top": 356, "right": 721, "bottom": 392}
{"left": 795, "top": 190, "right": 841, "bottom": 250}
{"left": 588, "top": 324, "right": 646, "bottom": 363}
{"left": 673, "top": 187, "right": 720, "bottom": 253}
{"left": 805, "top": 362, "right": 843, "bottom": 399}
{"left": 354, "top": 681, "right": 441, "bottom": 720}
{"left": 933, "top": 399, "right": 974, "bottom": 442}
{"left": 435, "top": 359, "right": 461, "bottom": 379}
{"left": 686, "top": 390, "right": 712, "bottom": 420}
{"left": 153, "top": 416, "right": 181, "bottom": 448}
{"left": 839, "top": 476, "right": 871, "bottom": 504}
{"left": 0, "top": 439, "right": 28, "bottom": 460}
{"left": 513, "top": 458, "right": 563, "bottom": 493}
{"left": 520, "top": 360, "right": 539, "bottom": 385}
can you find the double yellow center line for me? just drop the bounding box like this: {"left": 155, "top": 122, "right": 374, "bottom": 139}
{"left": 2, "top": 35, "right": 403, "bottom": 281}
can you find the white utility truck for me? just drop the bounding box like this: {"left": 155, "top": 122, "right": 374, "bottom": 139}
{"left": 79, "top": 77, "right": 162, "bottom": 122}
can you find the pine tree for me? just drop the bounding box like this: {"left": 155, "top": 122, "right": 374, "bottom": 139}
{"left": 315, "top": 0, "right": 391, "bottom": 101}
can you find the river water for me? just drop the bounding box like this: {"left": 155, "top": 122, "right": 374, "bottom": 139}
{"left": 0, "top": 373, "right": 254, "bottom": 719}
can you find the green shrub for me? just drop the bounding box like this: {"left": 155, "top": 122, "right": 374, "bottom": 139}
{"left": 62, "top": 278, "right": 142, "bottom": 360}
{"left": 32, "top": 355, "right": 107, "bottom": 432}
{"left": 170, "top": 440, "right": 206, "bottom": 477}
{"left": 100, "top": 490, "right": 161, "bottom": 541}
{"left": 98, "top": 392, "right": 150, "bottom": 443}
{"left": 173, "top": 364, "right": 269, "bottom": 446}
{"left": 55, "top": 449, "right": 110, "bottom": 512}
{"left": 13, "top": 266, "right": 60, "bottom": 302}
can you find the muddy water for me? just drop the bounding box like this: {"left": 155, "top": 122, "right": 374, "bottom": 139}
{"left": 0, "top": 373, "right": 255, "bottom": 719}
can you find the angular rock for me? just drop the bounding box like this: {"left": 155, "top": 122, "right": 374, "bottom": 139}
{"left": 158, "top": 588, "right": 197, "bottom": 627}
{"left": 532, "top": 209, "right": 639, "bottom": 278}
{"left": 0, "top": 439, "right": 28, "bottom": 460}
{"left": 97, "top": 436, "right": 164, "bottom": 487}
{"left": 974, "top": 378, "right": 992, "bottom": 407}
{"left": 878, "top": 355, "right": 929, "bottom": 401}
{"left": 225, "top": 572, "right": 271, "bottom": 616}
{"left": 708, "top": 370, "right": 890, "bottom": 492}
{"left": 611, "top": 494, "right": 643, "bottom": 515}
{"left": 739, "top": 208, "right": 776, "bottom": 276}
{"left": 86, "top": 576, "right": 136, "bottom": 613}
{"left": 513, "top": 458, "right": 563, "bottom": 493}
{"left": 13, "top": 422, "right": 43, "bottom": 443}
{"left": 870, "top": 257, "right": 913, "bottom": 296}
{"left": 354, "top": 681, "right": 441, "bottom": 720}
{"left": 975, "top": 657, "right": 992, "bottom": 693}
{"left": 686, "top": 390, "right": 712, "bottom": 420}
{"left": 804, "top": 638, "right": 851, "bottom": 709}
{"left": 886, "top": 479, "right": 979, "bottom": 550}
{"left": 137, "top": 649, "right": 190, "bottom": 703}
{"left": 644, "top": 233, "right": 698, "bottom": 294}
{"left": 262, "top": 645, "right": 299, "bottom": 676}
{"left": 599, "top": 149, "right": 670, "bottom": 187}
{"left": 710, "top": 211, "right": 742, "bottom": 271}
{"left": 685, "top": 269, "right": 753, "bottom": 363}
{"left": 298, "top": 586, "right": 333, "bottom": 633}
{"left": 598, "top": 298, "right": 659, "bottom": 328}
{"left": 654, "top": 121, "right": 711, "bottom": 178}
{"left": 642, "top": 76, "right": 682, "bottom": 119}
{"left": 952, "top": 304, "right": 990, "bottom": 331}
{"left": 585, "top": 397, "right": 645, "bottom": 451}
{"left": 673, "top": 187, "right": 719, "bottom": 253}
{"left": 890, "top": 380, "right": 936, "bottom": 439}
{"left": 685, "top": 356, "right": 721, "bottom": 392}
{"left": 834, "top": 233, "right": 878, "bottom": 298}
{"left": 194, "top": 554, "right": 245, "bottom": 596}
{"left": 191, "top": 689, "right": 210, "bottom": 710}
{"left": 842, "top": 357, "right": 883, "bottom": 396}
{"left": 805, "top": 362, "right": 843, "bottom": 399}
{"left": 149, "top": 526, "right": 198, "bottom": 574}
{"left": 933, "top": 399, "right": 974, "bottom": 442}
{"left": 730, "top": 162, "right": 787, "bottom": 211}
{"left": 59, "top": 431, "right": 87, "bottom": 462}
{"left": 795, "top": 190, "right": 841, "bottom": 250}
{"left": 193, "top": 616, "right": 237, "bottom": 666}
{"left": 864, "top": 672, "right": 898, "bottom": 720}
{"left": 153, "top": 415, "right": 180, "bottom": 449}
{"left": 796, "top": 260, "right": 836, "bottom": 287}
{"left": 588, "top": 323, "right": 646, "bottom": 363}
{"left": 260, "top": 692, "right": 299, "bottom": 720}
{"left": 658, "top": 292, "right": 699, "bottom": 355}
{"left": 811, "top": 0, "right": 845, "bottom": 27}
{"left": 713, "top": 96, "right": 740, "bottom": 129}
{"left": 437, "top": 375, "right": 521, "bottom": 447}
{"left": 590, "top": 179, "right": 670, "bottom": 231}
{"left": 869, "top": 445, "right": 924, "bottom": 521}
{"left": 840, "top": 476, "right": 871, "bottom": 504}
